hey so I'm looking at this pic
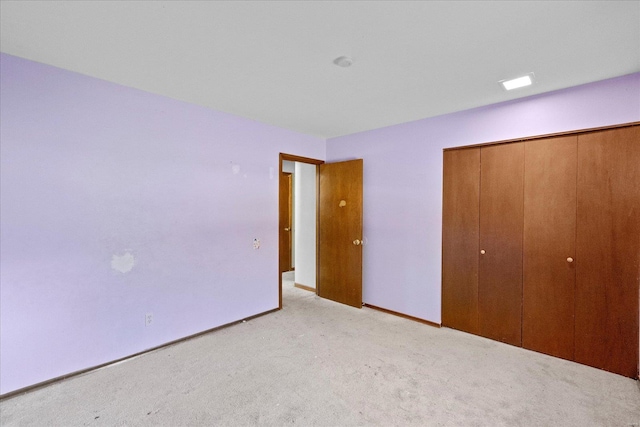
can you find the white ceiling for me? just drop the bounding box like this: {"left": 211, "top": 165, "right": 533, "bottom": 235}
{"left": 1, "top": 1, "right": 639, "bottom": 139}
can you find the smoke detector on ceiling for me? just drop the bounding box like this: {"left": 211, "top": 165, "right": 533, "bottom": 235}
{"left": 333, "top": 56, "right": 353, "bottom": 68}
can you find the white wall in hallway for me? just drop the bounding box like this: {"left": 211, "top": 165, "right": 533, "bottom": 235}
{"left": 294, "top": 162, "right": 317, "bottom": 288}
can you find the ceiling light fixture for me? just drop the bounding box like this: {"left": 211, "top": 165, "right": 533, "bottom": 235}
{"left": 500, "top": 73, "right": 535, "bottom": 90}
{"left": 333, "top": 56, "right": 353, "bottom": 68}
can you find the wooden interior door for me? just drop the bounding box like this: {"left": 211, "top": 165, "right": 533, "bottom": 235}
{"left": 522, "top": 136, "right": 577, "bottom": 360}
{"left": 318, "top": 159, "right": 363, "bottom": 308}
{"left": 575, "top": 126, "right": 640, "bottom": 377}
{"left": 478, "top": 143, "right": 524, "bottom": 346}
{"left": 279, "top": 172, "right": 293, "bottom": 273}
{"left": 442, "top": 148, "right": 480, "bottom": 334}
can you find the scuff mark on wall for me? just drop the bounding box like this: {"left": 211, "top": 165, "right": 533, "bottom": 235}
{"left": 111, "top": 252, "right": 136, "bottom": 273}
{"left": 231, "top": 163, "right": 240, "bottom": 175}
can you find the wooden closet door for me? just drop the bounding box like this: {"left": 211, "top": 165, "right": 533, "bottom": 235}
{"left": 478, "top": 143, "right": 524, "bottom": 346}
{"left": 442, "top": 148, "right": 480, "bottom": 334}
{"left": 575, "top": 126, "right": 640, "bottom": 378}
{"left": 522, "top": 136, "right": 577, "bottom": 360}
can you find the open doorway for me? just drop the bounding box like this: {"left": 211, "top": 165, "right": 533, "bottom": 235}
{"left": 278, "top": 154, "right": 324, "bottom": 308}
{"left": 279, "top": 153, "right": 364, "bottom": 310}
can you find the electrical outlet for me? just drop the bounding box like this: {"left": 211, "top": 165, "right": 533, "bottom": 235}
{"left": 145, "top": 313, "right": 153, "bottom": 327}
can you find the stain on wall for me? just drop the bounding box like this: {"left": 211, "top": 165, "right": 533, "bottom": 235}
{"left": 111, "top": 252, "right": 136, "bottom": 273}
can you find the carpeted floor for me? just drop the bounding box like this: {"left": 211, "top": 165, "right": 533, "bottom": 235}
{"left": 1, "top": 272, "right": 639, "bottom": 426}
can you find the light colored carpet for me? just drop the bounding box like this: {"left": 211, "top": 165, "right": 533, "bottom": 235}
{"left": 1, "top": 272, "right": 639, "bottom": 426}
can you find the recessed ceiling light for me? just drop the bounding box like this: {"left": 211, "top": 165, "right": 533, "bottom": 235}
{"left": 500, "top": 73, "right": 535, "bottom": 90}
{"left": 333, "top": 56, "right": 353, "bottom": 68}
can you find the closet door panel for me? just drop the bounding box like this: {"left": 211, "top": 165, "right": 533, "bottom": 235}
{"left": 442, "top": 148, "right": 480, "bottom": 334}
{"left": 478, "top": 143, "right": 524, "bottom": 346}
{"left": 523, "top": 136, "right": 577, "bottom": 360}
{"left": 575, "top": 126, "right": 640, "bottom": 378}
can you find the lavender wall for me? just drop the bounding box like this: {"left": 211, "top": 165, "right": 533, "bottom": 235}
{"left": 326, "top": 73, "right": 640, "bottom": 324}
{"left": 2, "top": 53, "right": 638, "bottom": 395}
{"left": 0, "top": 53, "right": 325, "bottom": 395}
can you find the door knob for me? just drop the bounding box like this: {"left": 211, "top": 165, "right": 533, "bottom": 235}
{"left": 567, "top": 257, "right": 573, "bottom": 263}
{"left": 284, "top": 227, "right": 290, "bottom": 232}
{"left": 353, "top": 239, "right": 361, "bottom": 246}
{"left": 480, "top": 249, "right": 486, "bottom": 255}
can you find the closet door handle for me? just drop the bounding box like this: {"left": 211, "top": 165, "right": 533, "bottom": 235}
{"left": 567, "top": 257, "right": 573, "bottom": 263}
{"left": 480, "top": 249, "right": 486, "bottom": 255}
